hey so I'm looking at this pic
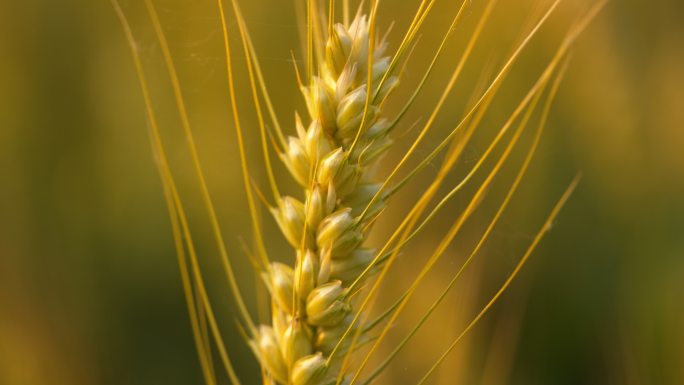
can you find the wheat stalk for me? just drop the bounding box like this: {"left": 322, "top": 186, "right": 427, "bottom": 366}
{"left": 111, "top": 0, "right": 607, "bottom": 384}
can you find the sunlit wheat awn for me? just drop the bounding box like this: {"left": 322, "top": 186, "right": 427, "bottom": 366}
{"left": 111, "top": 0, "right": 606, "bottom": 384}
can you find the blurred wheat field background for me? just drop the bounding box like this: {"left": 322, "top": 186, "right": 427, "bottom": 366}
{"left": 1, "top": 0, "right": 683, "bottom": 384}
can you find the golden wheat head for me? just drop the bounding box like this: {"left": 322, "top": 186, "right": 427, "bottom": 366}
{"left": 111, "top": 0, "right": 606, "bottom": 384}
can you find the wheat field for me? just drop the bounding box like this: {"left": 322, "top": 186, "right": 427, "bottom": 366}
{"left": 1, "top": 0, "right": 683, "bottom": 384}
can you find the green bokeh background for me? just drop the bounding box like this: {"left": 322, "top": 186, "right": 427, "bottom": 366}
{"left": 1, "top": 0, "right": 682, "bottom": 384}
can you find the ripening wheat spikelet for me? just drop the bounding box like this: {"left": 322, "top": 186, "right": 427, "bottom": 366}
{"left": 111, "top": 0, "right": 606, "bottom": 384}
{"left": 251, "top": 13, "right": 400, "bottom": 385}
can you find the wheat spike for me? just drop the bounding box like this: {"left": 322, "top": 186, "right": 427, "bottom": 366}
{"left": 251, "top": 12, "right": 399, "bottom": 385}
{"left": 112, "top": 0, "right": 606, "bottom": 383}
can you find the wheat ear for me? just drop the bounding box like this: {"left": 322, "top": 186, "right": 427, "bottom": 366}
{"left": 250, "top": 13, "right": 399, "bottom": 385}
{"left": 111, "top": 0, "right": 607, "bottom": 383}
